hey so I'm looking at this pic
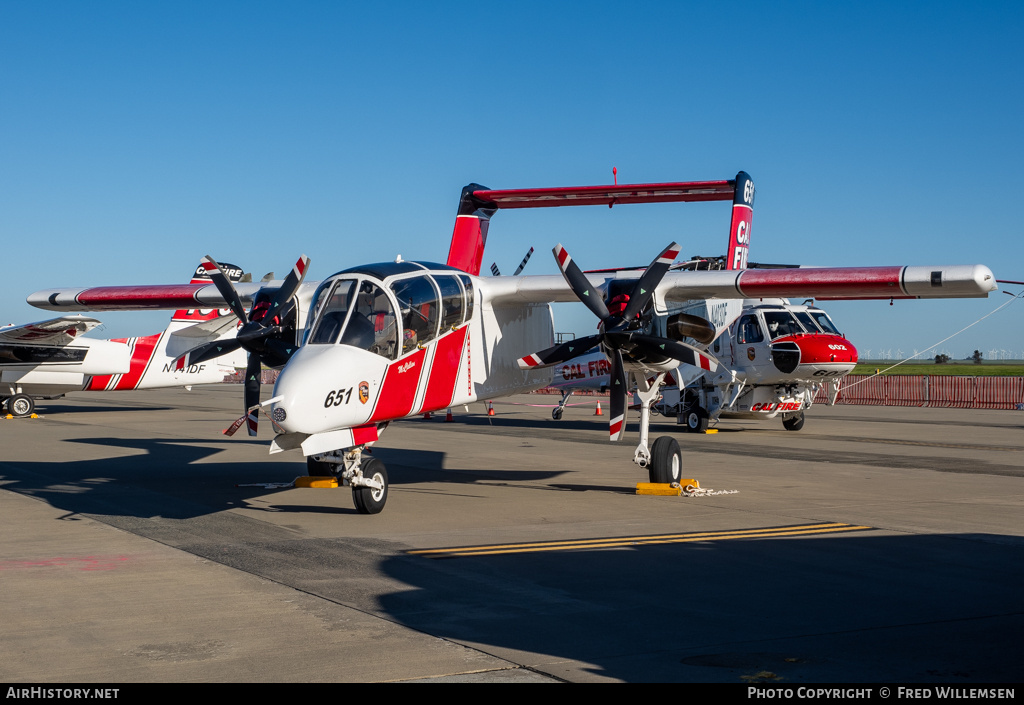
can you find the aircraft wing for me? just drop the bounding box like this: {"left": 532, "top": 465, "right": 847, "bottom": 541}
{"left": 27, "top": 282, "right": 270, "bottom": 312}
{"left": 482, "top": 264, "right": 997, "bottom": 305}
{"left": 0, "top": 315, "right": 104, "bottom": 344}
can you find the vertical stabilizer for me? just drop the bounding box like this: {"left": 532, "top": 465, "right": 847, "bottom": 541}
{"left": 725, "top": 171, "right": 755, "bottom": 270}
{"left": 446, "top": 184, "right": 497, "bottom": 276}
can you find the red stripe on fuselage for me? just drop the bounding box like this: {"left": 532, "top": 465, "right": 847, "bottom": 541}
{"left": 419, "top": 326, "right": 468, "bottom": 413}
{"left": 352, "top": 424, "right": 379, "bottom": 446}
{"left": 86, "top": 374, "right": 113, "bottom": 391}
{"left": 113, "top": 333, "right": 161, "bottom": 390}
{"left": 368, "top": 347, "right": 427, "bottom": 423}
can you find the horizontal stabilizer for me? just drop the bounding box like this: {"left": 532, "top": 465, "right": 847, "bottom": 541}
{"left": 472, "top": 179, "right": 737, "bottom": 209}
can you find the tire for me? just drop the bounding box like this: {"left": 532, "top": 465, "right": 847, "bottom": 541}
{"left": 307, "top": 455, "right": 336, "bottom": 476}
{"left": 352, "top": 458, "right": 388, "bottom": 514}
{"left": 684, "top": 407, "right": 708, "bottom": 433}
{"left": 782, "top": 412, "right": 805, "bottom": 431}
{"left": 7, "top": 394, "right": 34, "bottom": 418}
{"left": 649, "top": 436, "right": 682, "bottom": 484}
{"left": 552, "top": 408, "right": 563, "bottom": 421}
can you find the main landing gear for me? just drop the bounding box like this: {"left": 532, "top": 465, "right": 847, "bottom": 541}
{"left": 678, "top": 389, "right": 709, "bottom": 433}
{"left": 306, "top": 446, "right": 389, "bottom": 514}
{"left": 631, "top": 372, "right": 683, "bottom": 485}
{"left": 3, "top": 394, "right": 35, "bottom": 418}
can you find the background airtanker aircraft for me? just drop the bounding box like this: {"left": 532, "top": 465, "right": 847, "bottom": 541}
{"left": 2, "top": 261, "right": 248, "bottom": 417}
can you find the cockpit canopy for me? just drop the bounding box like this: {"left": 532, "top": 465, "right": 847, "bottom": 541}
{"left": 735, "top": 307, "right": 842, "bottom": 344}
{"left": 304, "top": 264, "right": 475, "bottom": 360}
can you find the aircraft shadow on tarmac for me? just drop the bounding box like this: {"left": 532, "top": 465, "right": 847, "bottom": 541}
{"left": 0, "top": 436, "right": 568, "bottom": 521}
{"left": 372, "top": 530, "right": 1024, "bottom": 683}
{"left": 32, "top": 402, "right": 176, "bottom": 415}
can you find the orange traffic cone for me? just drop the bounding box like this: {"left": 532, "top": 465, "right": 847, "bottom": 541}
{"left": 487, "top": 401, "right": 495, "bottom": 416}
{"left": 594, "top": 400, "right": 603, "bottom": 416}
{"left": 445, "top": 408, "right": 454, "bottom": 422}
{"left": 422, "top": 410, "right": 432, "bottom": 419}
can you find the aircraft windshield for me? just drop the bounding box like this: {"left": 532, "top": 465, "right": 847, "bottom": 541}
{"left": 809, "top": 310, "right": 841, "bottom": 335}
{"left": 763, "top": 311, "right": 805, "bottom": 340}
{"left": 793, "top": 311, "right": 821, "bottom": 332}
{"left": 308, "top": 280, "right": 356, "bottom": 345}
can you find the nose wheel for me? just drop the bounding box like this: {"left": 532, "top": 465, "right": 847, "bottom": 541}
{"left": 304, "top": 447, "right": 390, "bottom": 514}
{"left": 352, "top": 458, "right": 388, "bottom": 514}
{"left": 782, "top": 412, "right": 805, "bottom": 431}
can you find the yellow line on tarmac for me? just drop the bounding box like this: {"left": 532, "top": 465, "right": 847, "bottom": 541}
{"left": 407, "top": 522, "right": 874, "bottom": 558}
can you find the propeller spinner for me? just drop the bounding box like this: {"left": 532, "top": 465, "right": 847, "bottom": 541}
{"left": 179, "top": 254, "right": 310, "bottom": 436}
{"left": 517, "top": 243, "right": 719, "bottom": 441}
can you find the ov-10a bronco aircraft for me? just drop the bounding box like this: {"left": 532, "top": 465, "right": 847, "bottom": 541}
{"left": 28, "top": 172, "right": 998, "bottom": 513}
{"left": 2, "top": 261, "right": 248, "bottom": 417}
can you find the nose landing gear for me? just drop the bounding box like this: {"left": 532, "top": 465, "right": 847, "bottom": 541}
{"left": 306, "top": 446, "right": 390, "bottom": 514}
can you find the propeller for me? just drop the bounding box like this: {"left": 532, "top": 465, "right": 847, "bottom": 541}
{"left": 179, "top": 254, "right": 310, "bottom": 436}
{"left": 517, "top": 242, "right": 719, "bottom": 441}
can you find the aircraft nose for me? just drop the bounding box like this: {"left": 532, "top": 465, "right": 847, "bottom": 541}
{"left": 804, "top": 335, "right": 858, "bottom": 365}
{"left": 771, "top": 334, "right": 858, "bottom": 374}
{"left": 268, "top": 348, "right": 327, "bottom": 434}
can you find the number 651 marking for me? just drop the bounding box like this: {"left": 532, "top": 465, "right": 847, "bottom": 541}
{"left": 324, "top": 388, "right": 352, "bottom": 407}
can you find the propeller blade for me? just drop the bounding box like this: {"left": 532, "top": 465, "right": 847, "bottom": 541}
{"left": 512, "top": 246, "right": 534, "bottom": 276}
{"left": 243, "top": 354, "right": 262, "bottom": 436}
{"left": 630, "top": 334, "right": 720, "bottom": 373}
{"left": 517, "top": 334, "right": 602, "bottom": 370}
{"left": 262, "top": 336, "right": 300, "bottom": 366}
{"left": 608, "top": 349, "right": 627, "bottom": 441}
{"left": 553, "top": 244, "right": 610, "bottom": 321}
{"left": 619, "top": 242, "right": 680, "bottom": 321}
{"left": 201, "top": 256, "right": 249, "bottom": 323}
{"left": 263, "top": 254, "right": 311, "bottom": 324}
{"left": 178, "top": 338, "right": 243, "bottom": 368}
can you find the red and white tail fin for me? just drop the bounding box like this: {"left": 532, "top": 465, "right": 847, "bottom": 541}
{"left": 725, "top": 171, "right": 754, "bottom": 270}
{"left": 446, "top": 183, "right": 497, "bottom": 276}
{"left": 447, "top": 175, "right": 749, "bottom": 275}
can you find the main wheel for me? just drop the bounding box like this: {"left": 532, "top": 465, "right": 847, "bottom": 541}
{"left": 648, "top": 436, "right": 682, "bottom": 484}
{"left": 307, "top": 455, "right": 336, "bottom": 476}
{"left": 7, "top": 394, "right": 34, "bottom": 418}
{"left": 683, "top": 406, "right": 708, "bottom": 433}
{"left": 782, "top": 412, "right": 805, "bottom": 431}
{"left": 352, "top": 458, "right": 388, "bottom": 514}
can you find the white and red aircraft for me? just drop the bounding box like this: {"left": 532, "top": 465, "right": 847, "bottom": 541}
{"left": 539, "top": 346, "right": 612, "bottom": 419}
{"left": 2, "top": 262, "right": 248, "bottom": 416}
{"left": 27, "top": 173, "right": 998, "bottom": 513}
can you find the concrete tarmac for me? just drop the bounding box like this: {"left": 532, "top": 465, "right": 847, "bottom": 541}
{"left": 1, "top": 387, "right": 1022, "bottom": 683}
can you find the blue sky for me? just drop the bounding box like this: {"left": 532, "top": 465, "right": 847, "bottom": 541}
{"left": 2, "top": 1, "right": 1022, "bottom": 359}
